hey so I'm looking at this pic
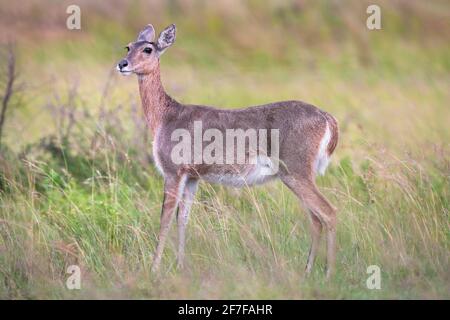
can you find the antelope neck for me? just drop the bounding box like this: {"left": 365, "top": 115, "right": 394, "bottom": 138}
{"left": 137, "top": 64, "right": 173, "bottom": 135}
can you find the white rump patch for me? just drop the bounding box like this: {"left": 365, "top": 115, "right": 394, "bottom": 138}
{"left": 314, "top": 122, "right": 331, "bottom": 176}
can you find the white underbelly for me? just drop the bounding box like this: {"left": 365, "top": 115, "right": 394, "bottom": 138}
{"left": 201, "top": 156, "right": 278, "bottom": 187}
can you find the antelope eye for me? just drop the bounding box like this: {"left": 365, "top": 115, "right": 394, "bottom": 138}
{"left": 125, "top": 46, "right": 130, "bottom": 52}
{"left": 143, "top": 47, "right": 152, "bottom": 54}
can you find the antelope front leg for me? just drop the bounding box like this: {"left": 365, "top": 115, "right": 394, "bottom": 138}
{"left": 177, "top": 178, "right": 199, "bottom": 270}
{"left": 151, "top": 176, "right": 186, "bottom": 273}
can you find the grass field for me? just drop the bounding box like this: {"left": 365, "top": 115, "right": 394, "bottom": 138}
{"left": 0, "top": 0, "right": 449, "bottom": 299}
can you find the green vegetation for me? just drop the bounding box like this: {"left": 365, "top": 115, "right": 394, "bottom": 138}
{"left": 0, "top": 0, "right": 449, "bottom": 298}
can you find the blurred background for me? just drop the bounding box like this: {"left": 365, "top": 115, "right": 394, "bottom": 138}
{"left": 0, "top": 0, "right": 448, "bottom": 152}
{"left": 0, "top": 0, "right": 448, "bottom": 299}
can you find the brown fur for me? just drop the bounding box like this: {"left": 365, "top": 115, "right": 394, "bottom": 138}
{"left": 325, "top": 113, "right": 339, "bottom": 156}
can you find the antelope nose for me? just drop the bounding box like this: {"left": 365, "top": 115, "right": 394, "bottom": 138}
{"left": 118, "top": 59, "right": 128, "bottom": 69}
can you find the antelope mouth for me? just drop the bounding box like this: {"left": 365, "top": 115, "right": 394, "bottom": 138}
{"left": 116, "top": 65, "right": 133, "bottom": 76}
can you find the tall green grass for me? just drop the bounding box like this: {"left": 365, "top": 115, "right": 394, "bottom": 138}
{"left": 1, "top": 137, "right": 448, "bottom": 298}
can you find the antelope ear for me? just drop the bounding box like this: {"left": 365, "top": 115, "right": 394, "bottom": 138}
{"left": 137, "top": 24, "right": 155, "bottom": 42}
{"left": 156, "top": 24, "right": 176, "bottom": 55}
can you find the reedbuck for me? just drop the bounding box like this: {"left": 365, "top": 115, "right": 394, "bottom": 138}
{"left": 117, "top": 24, "right": 339, "bottom": 277}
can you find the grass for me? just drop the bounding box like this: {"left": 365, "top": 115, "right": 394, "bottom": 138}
{"left": 0, "top": 0, "right": 449, "bottom": 299}
{"left": 1, "top": 142, "right": 448, "bottom": 299}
